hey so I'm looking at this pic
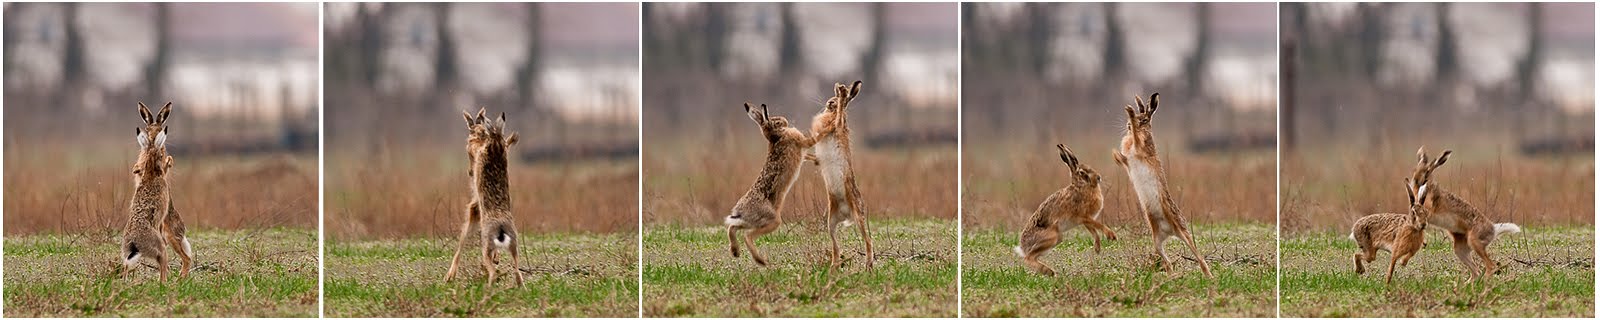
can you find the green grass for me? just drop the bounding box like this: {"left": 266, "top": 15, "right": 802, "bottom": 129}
{"left": 962, "top": 223, "right": 1276, "bottom": 317}
{"left": 3, "top": 228, "right": 318, "bottom": 317}
{"left": 323, "top": 232, "right": 638, "bottom": 317}
{"left": 642, "top": 218, "right": 957, "bottom": 317}
{"left": 1282, "top": 226, "right": 1595, "bottom": 317}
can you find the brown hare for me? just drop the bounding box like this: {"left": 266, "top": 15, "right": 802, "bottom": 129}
{"left": 1350, "top": 179, "right": 1431, "bottom": 284}
{"left": 1408, "top": 147, "right": 1521, "bottom": 281}
{"left": 1110, "top": 93, "right": 1212, "bottom": 277}
{"left": 726, "top": 103, "right": 814, "bottom": 266}
{"left": 808, "top": 80, "right": 874, "bottom": 269}
{"left": 1016, "top": 144, "right": 1116, "bottom": 276}
{"left": 445, "top": 108, "right": 524, "bottom": 287}
{"left": 121, "top": 102, "right": 193, "bottom": 281}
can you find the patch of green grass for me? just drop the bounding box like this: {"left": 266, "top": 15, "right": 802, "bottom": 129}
{"left": 642, "top": 218, "right": 957, "bottom": 317}
{"left": 1282, "top": 226, "right": 1595, "bottom": 317}
{"left": 323, "top": 233, "right": 639, "bottom": 317}
{"left": 3, "top": 228, "right": 319, "bottom": 317}
{"left": 962, "top": 223, "right": 1276, "bottom": 317}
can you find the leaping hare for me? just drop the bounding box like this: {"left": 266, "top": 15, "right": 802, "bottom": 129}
{"left": 445, "top": 108, "right": 524, "bottom": 287}
{"left": 1350, "top": 179, "right": 1431, "bottom": 284}
{"left": 1016, "top": 144, "right": 1116, "bottom": 276}
{"left": 1408, "top": 147, "right": 1522, "bottom": 280}
{"left": 808, "top": 80, "right": 875, "bottom": 269}
{"left": 726, "top": 103, "right": 813, "bottom": 266}
{"left": 122, "top": 102, "right": 192, "bottom": 281}
{"left": 1111, "top": 93, "right": 1212, "bottom": 277}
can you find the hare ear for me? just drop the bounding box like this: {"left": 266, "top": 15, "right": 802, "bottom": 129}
{"left": 744, "top": 102, "right": 764, "bottom": 124}
{"left": 834, "top": 83, "right": 848, "bottom": 98}
{"left": 1146, "top": 93, "right": 1159, "bottom": 114}
{"left": 1058, "top": 144, "right": 1078, "bottom": 168}
{"left": 138, "top": 102, "right": 154, "bottom": 125}
{"left": 504, "top": 132, "right": 519, "bottom": 147}
{"left": 463, "top": 110, "right": 476, "bottom": 126}
{"left": 156, "top": 102, "right": 172, "bottom": 123}
{"left": 1133, "top": 95, "right": 1146, "bottom": 114}
{"left": 475, "top": 107, "right": 488, "bottom": 124}
{"left": 136, "top": 128, "right": 148, "bottom": 148}
{"left": 1433, "top": 150, "right": 1452, "bottom": 169}
{"left": 1404, "top": 178, "right": 1416, "bottom": 203}
{"left": 154, "top": 129, "right": 168, "bottom": 148}
{"left": 496, "top": 112, "right": 507, "bottom": 130}
{"left": 1415, "top": 146, "right": 1429, "bottom": 165}
{"left": 760, "top": 104, "right": 770, "bottom": 119}
{"left": 1124, "top": 104, "right": 1137, "bottom": 120}
{"left": 847, "top": 80, "right": 862, "bottom": 99}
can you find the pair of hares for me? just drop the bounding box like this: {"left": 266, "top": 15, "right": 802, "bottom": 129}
{"left": 121, "top": 102, "right": 193, "bottom": 282}
{"left": 1350, "top": 148, "right": 1522, "bottom": 283}
{"left": 444, "top": 108, "right": 524, "bottom": 287}
{"left": 726, "top": 81, "right": 874, "bottom": 269}
{"left": 1018, "top": 93, "right": 1213, "bottom": 278}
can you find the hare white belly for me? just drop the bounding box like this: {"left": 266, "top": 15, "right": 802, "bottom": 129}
{"left": 1127, "top": 160, "right": 1164, "bottom": 212}
{"left": 815, "top": 138, "right": 849, "bottom": 197}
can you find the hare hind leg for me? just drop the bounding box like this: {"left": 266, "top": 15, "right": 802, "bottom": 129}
{"left": 162, "top": 206, "right": 192, "bottom": 278}
{"left": 1177, "top": 227, "right": 1213, "bottom": 278}
{"left": 509, "top": 237, "right": 525, "bottom": 287}
{"left": 1449, "top": 232, "right": 1480, "bottom": 279}
{"left": 1468, "top": 233, "right": 1497, "bottom": 278}
{"left": 1018, "top": 225, "right": 1062, "bottom": 276}
{"left": 728, "top": 226, "right": 742, "bottom": 258}
{"left": 445, "top": 202, "right": 481, "bottom": 282}
{"left": 745, "top": 222, "right": 780, "bottom": 266}
{"left": 826, "top": 196, "right": 843, "bottom": 269}
{"left": 847, "top": 189, "right": 874, "bottom": 269}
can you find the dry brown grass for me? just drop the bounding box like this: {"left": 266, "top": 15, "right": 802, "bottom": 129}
{"left": 643, "top": 137, "right": 956, "bottom": 227}
{"left": 325, "top": 147, "right": 638, "bottom": 241}
{"left": 3, "top": 143, "right": 316, "bottom": 236}
{"left": 1281, "top": 145, "right": 1594, "bottom": 235}
{"left": 962, "top": 133, "right": 1276, "bottom": 232}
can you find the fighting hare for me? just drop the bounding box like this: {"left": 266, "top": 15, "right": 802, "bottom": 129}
{"left": 121, "top": 102, "right": 193, "bottom": 281}
{"left": 808, "top": 80, "right": 874, "bottom": 269}
{"left": 445, "top": 108, "right": 524, "bottom": 287}
{"left": 1016, "top": 144, "right": 1116, "bottom": 276}
{"left": 1408, "top": 147, "right": 1521, "bottom": 280}
{"left": 726, "top": 103, "right": 814, "bottom": 266}
{"left": 1111, "top": 93, "right": 1212, "bottom": 277}
{"left": 1350, "top": 179, "right": 1432, "bottom": 284}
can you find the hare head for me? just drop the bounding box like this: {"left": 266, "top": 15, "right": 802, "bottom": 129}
{"left": 1405, "top": 178, "right": 1433, "bottom": 231}
{"left": 1057, "top": 144, "right": 1101, "bottom": 188}
{"left": 823, "top": 81, "right": 862, "bottom": 112}
{"left": 462, "top": 108, "right": 520, "bottom": 164}
{"left": 1121, "top": 93, "right": 1159, "bottom": 139}
{"left": 745, "top": 102, "right": 792, "bottom": 140}
{"left": 1410, "top": 147, "right": 1451, "bottom": 189}
{"left": 133, "top": 102, "right": 173, "bottom": 186}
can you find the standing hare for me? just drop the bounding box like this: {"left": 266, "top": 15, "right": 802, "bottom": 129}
{"left": 1408, "top": 147, "right": 1521, "bottom": 281}
{"left": 1111, "top": 93, "right": 1212, "bottom": 277}
{"left": 726, "top": 103, "right": 813, "bottom": 266}
{"left": 1016, "top": 144, "right": 1116, "bottom": 276}
{"left": 808, "top": 80, "right": 874, "bottom": 269}
{"left": 121, "top": 102, "right": 193, "bottom": 281}
{"left": 445, "top": 108, "right": 524, "bottom": 287}
{"left": 1350, "top": 179, "right": 1432, "bottom": 284}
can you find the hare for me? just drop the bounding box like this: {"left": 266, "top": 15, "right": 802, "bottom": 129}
{"left": 1350, "top": 179, "right": 1432, "bottom": 284}
{"left": 807, "top": 80, "right": 874, "bottom": 269}
{"left": 1015, "top": 144, "right": 1116, "bottom": 276}
{"left": 726, "top": 103, "right": 814, "bottom": 266}
{"left": 121, "top": 102, "right": 192, "bottom": 281}
{"left": 444, "top": 108, "right": 524, "bottom": 287}
{"left": 1408, "top": 147, "right": 1522, "bottom": 280}
{"left": 1110, "top": 93, "right": 1212, "bottom": 277}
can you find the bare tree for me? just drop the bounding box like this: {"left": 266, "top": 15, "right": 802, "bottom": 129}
{"left": 860, "top": 3, "right": 888, "bottom": 87}
{"left": 1101, "top": 3, "right": 1127, "bottom": 88}
{"left": 514, "top": 3, "right": 542, "bottom": 111}
{"left": 777, "top": 3, "right": 803, "bottom": 76}
{"left": 432, "top": 2, "right": 458, "bottom": 101}
{"left": 1516, "top": 2, "right": 1543, "bottom": 101}
{"left": 1185, "top": 2, "right": 1211, "bottom": 95}
{"left": 143, "top": 2, "right": 172, "bottom": 99}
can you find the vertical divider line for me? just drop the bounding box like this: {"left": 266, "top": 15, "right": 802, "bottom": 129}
{"left": 1273, "top": 2, "right": 1284, "bottom": 318}
{"left": 316, "top": 2, "right": 327, "bottom": 318}
{"left": 954, "top": 2, "right": 965, "bottom": 318}
{"left": 635, "top": 2, "right": 646, "bottom": 317}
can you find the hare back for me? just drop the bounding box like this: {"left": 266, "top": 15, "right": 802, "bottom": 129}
{"left": 1352, "top": 213, "right": 1412, "bottom": 248}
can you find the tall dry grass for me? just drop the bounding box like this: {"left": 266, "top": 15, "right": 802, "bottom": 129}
{"left": 962, "top": 133, "right": 1276, "bottom": 232}
{"left": 325, "top": 147, "right": 638, "bottom": 241}
{"left": 643, "top": 137, "right": 956, "bottom": 227}
{"left": 3, "top": 143, "right": 316, "bottom": 236}
{"left": 1281, "top": 145, "right": 1594, "bottom": 236}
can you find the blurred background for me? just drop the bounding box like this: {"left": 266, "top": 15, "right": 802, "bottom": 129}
{"left": 4, "top": 3, "right": 318, "bottom": 235}
{"left": 1281, "top": 3, "right": 1594, "bottom": 235}
{"left": 641, "top": 3, "right": 958, "bottom": 227}
{"left": 962, "top": 3, "right": 1278, "bottom": 232}
{"left": 323, "top": 3, "right": 639, "bottom": 240}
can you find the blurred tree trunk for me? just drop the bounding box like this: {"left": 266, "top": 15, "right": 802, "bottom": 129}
{"left": 143, "top": 3, "right": 172, "bottom": 99}
{"left": 1357, "top": 3, "right": 1385, "bottom": 84}
{"left": 777, "top": 3, "right": 803, "bottom": 76}
{"left": 432, "top": 3, "right": 458, "bottom": 102}
{"left": 1516, "top": 2, "right": 1543, "bottom": 101}
{"left": 1101, "top": 3, "right": 1126, "bottom": 89}
{"left": 703, "top": 3, "right": 728, "bottom": 70}
{"left": 1023, "top": 2, "right": 1054, "bottom": 79}
{"left": 1185, "top": 2, "right": 1211, "bottom": 95}
{"left": 356, "top": 3, "right": 386, "bottom": 87}
{"left": 859, "top": 2, "right": 887, "bottom": 87}
{"left": 1433, "top": 3, "right": 1458, "bottom": 87}
{"left": 60, "top": 2, "right": 88, "bottom": 110}
{"left": 515, "top": 3, "right": 542, "bottom": 112}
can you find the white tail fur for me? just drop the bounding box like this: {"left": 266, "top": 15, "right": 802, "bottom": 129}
{"left": 724, "top": 215, "right": 746, "bottom": 227}
{"left": 182, "top": 238, "right": 194, "bottom": 260}
{"left": 124, "top": 252, "right": 142, "bottom": 266}
{"left": 493, "top": 233, "right": 512, "bottom": 249}
{"left": 1013, "top": 246, "right": 1024, "bottom": 257}
{"left": 1493, "top": 223, "right": 1522, "bottom": 236}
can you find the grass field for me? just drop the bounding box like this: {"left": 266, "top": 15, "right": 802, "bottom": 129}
{"left": 962, "top": 223, "right": 1276, "bottom": 317}
{"left": 323, "top": 232, "right": 638, "bottom": 317}
{"left": 3, "top": 228, "right": 318, "bottom": 317}
{"left": 642, "top": 218, "right": 956, "bottom": 317}
{"left": 1282, "top": 226, "right": 1594, "bottom": 317}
